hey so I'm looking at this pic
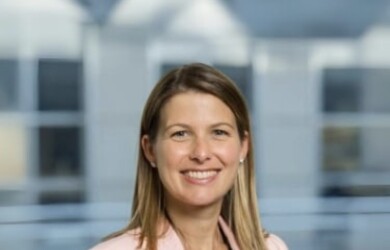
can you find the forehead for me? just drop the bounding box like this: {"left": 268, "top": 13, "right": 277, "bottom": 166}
{"left": 159, "top": 91, "right": 235, "bottom": 125}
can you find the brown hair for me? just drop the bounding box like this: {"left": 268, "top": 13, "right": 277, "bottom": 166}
{"left": 107, "top": 63, "right": 268, "bottom": 249}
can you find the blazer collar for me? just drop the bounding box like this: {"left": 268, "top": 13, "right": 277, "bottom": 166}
{"left": 158, "top": 216, "right": 240, "bottom": 250}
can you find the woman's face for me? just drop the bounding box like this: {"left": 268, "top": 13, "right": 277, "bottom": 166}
{"left": 142, "top": 91, "right": 248, "bottom": 208}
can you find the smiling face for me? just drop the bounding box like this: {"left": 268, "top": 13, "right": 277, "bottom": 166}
{"left": 142, "top": 91, "right": 248, "bottom": 209}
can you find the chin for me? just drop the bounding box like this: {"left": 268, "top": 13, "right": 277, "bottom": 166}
{"left": 182, "top": 196, "right": 224, "bottom": 208}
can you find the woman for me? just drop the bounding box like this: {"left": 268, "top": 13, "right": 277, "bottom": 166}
{"left": 91, "top": 63, "right": 288, "bottom": 250}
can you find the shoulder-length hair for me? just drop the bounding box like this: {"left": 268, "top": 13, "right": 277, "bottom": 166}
{"left": 107, "top": 63, "right": 268, "bottom": 249}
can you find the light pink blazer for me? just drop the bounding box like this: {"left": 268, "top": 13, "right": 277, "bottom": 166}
{"left": 90, "top": 217, "right": 288, "bottom": 250}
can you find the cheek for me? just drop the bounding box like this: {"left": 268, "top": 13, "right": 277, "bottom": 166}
{"left": 155, "top": 142, "right": 188, "bottom": 168}
{"left": 214, "top": 143, "right": 242, "bottom": 164}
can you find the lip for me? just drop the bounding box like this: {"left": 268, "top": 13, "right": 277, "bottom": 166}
{"left": 180, "top": 169, "right": 220, "bottom": 185}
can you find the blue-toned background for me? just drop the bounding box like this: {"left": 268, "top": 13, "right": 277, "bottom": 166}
{"left": 1, "top": 0, "right": 390, "bottom": 249}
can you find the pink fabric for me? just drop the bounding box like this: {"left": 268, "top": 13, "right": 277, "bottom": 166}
{"left": 266, "top": 234, "right": 289, "bottom": 250}
{"left": 90, "top": 217, "right": 287, "bottom": 250}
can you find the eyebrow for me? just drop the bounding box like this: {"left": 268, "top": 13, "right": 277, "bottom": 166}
{"left": 210, "top": 122, "right": 236, "bottom": 129}
{"left": 163, "top": 123, "right": 191, "bottom": 132}
{"left": 163, "top": 122, "right": 235, "bottom": 132}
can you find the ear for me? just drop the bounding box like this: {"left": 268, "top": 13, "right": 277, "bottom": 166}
{"left": 240, "top": 131, "right": 249, "bottom": 161}
{"left": 141, "top": 135, "right": 156, "bottom": 165}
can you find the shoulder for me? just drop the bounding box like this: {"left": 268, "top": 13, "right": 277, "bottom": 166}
{"left": 265, "top": 234, "right": 288, "bottom": 250}
{"left": 89, "top": 231, "right": 140, "bottom": 250}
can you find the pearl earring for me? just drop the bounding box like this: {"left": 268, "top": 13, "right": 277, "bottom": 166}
{"left": 150, "top": 162, "right": 156, "bottom": 167}
{"left": 239, "top": 159, "right": 244, "bottom": 165}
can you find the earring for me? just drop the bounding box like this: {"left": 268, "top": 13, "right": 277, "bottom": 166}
{"left": 239, "top": 159, "right": 244, "bottom": 165}
{"left": 150, "top": 162, "right": 156, "bottom": 168}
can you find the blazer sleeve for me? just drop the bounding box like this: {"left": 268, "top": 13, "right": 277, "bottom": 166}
{"left": 266, "top": 234, "right": 288, "bottom": 250}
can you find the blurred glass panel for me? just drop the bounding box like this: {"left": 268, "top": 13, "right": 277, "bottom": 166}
{"left": 0, "top": 125, "right": 27, "bottom": 183}
{"left": 323, "top": 127, "right": 360, "bottom": 171}
{"left": 323, "top": 185, "right": 390, "bottom": 197}
{"left": 323, "top": 126, "right": 390, "bottom": 172}
{"left": 323, "top": 127, "right": 390, "bottom": 196}
{"left": 323, "top": 68, "right": 362, "bottom": 112}
{"left": 39, "top": 127, "right": 82, "bottom": 177}
{"left": 214, "top": 64, "right": 252, "bottom": 109}
{"left": 0, "top": 59, "right": 18, "bottom": 110}
{"left": 361, "top": 127, "right": 390, "bottom": 171}
{"left": 323, "top": 68, "right": 390, "bottom": 113}
{"left": 38, "top": 59, "right": 82, "bottom": 111}
{"left": 39, "top": 190, "right": 84, "bottom": 204}
{"left": 361, "top": 70, "right": 390, "bottom": 113}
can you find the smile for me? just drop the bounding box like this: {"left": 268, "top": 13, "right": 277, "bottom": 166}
{"left": 183, "top": 170, "right": 218, "bottom": 179}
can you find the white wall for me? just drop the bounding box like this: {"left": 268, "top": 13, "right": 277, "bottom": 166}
{"left": 253, "top": 41, "right": 320, "bottom": 198}
{"left": 85, "top": 26, "right": 150, "bottom": 203}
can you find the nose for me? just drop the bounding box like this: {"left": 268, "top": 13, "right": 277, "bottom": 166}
{"left": 189, "top": 136, "right": 211, "bottom": 163}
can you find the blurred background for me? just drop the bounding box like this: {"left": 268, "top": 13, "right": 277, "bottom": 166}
{"left": 1, "top": 0, "right": 390, "bottom": 249}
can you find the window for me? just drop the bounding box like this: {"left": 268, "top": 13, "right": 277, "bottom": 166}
{"left": 39, "top": 190, "right": 84, "bottom": 204}
{"left": 322, "top": 67, "right": 390, "bottom": 196}
{"left": 38, "top": 59, "right": 82, "bottom": 111}
{"left": 0, "top": 59, "right": 18, "bottom": 110}
{"left": 0, "top": 125, "right": 27, "bottom": 183}
{"left": 322, "top": 127, "right": 360, "bottom": 172}
{"left": 323, "top": 68, "right": 390, "bottom": 113}
{"left": 36, "top": 58, "right": 84, "bottom": 204}
{"left": 214, "top": 65, "right": 253, "bottom": 109}
{"left": 39, "top": 127, "right": 83, "bottom": 177}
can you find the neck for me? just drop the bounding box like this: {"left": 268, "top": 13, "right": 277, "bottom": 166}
{"left": 165, "top": 200, "right": 227, "bottom": 250}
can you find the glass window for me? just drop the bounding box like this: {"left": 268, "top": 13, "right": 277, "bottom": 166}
{"left": 214, "top": 64, "right": 252, "bottom": 109}
{"left": 0, "top": 125, "right": 27, "bottom": 183}
{"left": 39, "top": 190, "right": 84, "bottom": 204}
{"left": 38, "top": 59, "right": 82, "bottom": 111}
{"left": 322, "top": 127, "right": 360, "bottom": 172}
{"left": 323, "top": 67, "right": 390, "bottom": 113}
{"left": 323, "top": 126, "right": 390, "bottom": 172}
{"left": 323, "top": 185, "right": 390, "bottom": 197}
{"left": 0, "top": 59, "right": 18, "bottom": 110}
{"left": 361, "top": 127, "right": 390, "bottom": 171}
{"left": 322, "top": 126, "right": 390, "bottom": 196}
{"left": 39, "top": 127, "right": 82, "bottom": 177}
